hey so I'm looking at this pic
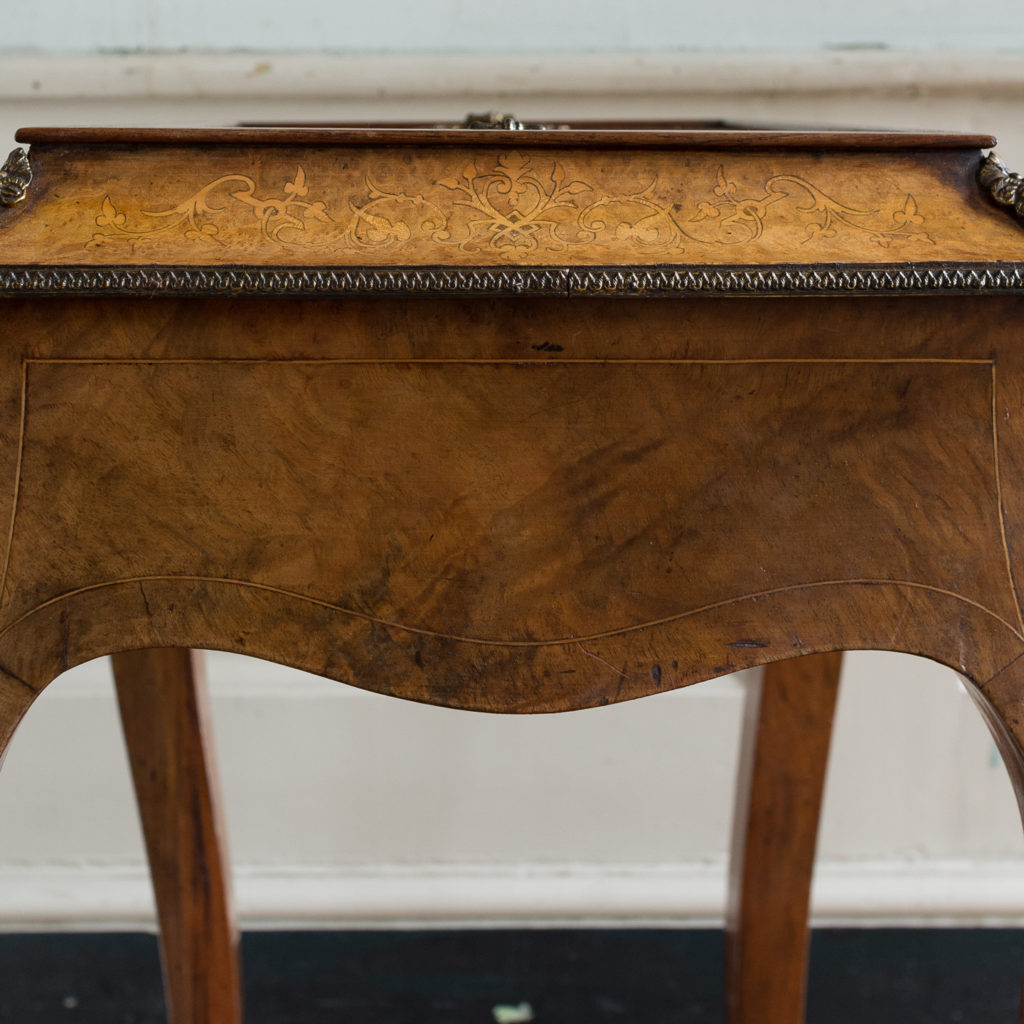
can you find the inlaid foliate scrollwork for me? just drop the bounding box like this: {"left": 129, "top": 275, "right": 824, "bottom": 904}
{"left": 82, "top": 152, "right": 933, "bottom": 256}
{"left": 87, "top": 167, "right": 333, "bottom": 249}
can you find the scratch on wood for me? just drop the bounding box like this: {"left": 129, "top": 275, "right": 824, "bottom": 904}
{"left": 885, "top": 602, "right": 912, "bottom": 650}
{"left": 983, "top": 648, "right": 1024, "bottom": 688}
{"left": 729, "top": 639, "right": 769, "bottom": 648}
{"left": 138, "top": 581, "right": 153, "bottom": 618}
{"left": 575, "top": 641, "right": 627, "bottom": 678}
{"left": 60, "top": 608, "right": 69, "bottom": 672}
{"left": 0, "top": 662, "right": 36, "bottom": 694}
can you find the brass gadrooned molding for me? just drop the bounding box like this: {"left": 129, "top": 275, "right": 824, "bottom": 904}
{"left": 0, "top": 148, "right": 31, "bottom": 207}
{"left": 979, "top": 151, "right": 1024, "bottom": 222}
{"left": 3, "top": 263, "right": 1024, "bottom": 296}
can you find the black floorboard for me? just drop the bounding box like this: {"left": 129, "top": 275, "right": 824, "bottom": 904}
{"left": 1, "top": 929, "right": 1022, "bottom": 1022}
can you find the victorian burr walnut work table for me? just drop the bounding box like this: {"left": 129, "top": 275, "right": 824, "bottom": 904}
{"left": 3, "top": 122, "right": 1024, "bottom": 1023}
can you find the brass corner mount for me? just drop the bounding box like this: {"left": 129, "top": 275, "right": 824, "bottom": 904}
{"left": 979, "top": 151, "right": 1024, "bottom": 223}
{"left": 0, "top": 148, "right": 31, "bottom": 207}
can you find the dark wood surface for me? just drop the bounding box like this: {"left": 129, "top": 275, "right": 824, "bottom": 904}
{"left": 13, "top": 126, "right": 998, "bottom": 149}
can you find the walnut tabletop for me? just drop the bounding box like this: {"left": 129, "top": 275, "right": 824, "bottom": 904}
{"left": 2, "top": 122, "right": 1024, "bottom": 1022}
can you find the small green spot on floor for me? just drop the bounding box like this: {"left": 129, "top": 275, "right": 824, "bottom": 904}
{"left": 492, "top": 1001, "right": 535, "bottom": 1023}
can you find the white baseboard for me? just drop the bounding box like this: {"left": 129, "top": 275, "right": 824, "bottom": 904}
{"left": 4, "top": 860, "right": 1024, "bottom": 932}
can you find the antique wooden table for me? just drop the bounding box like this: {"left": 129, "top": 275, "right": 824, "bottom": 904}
{"left": 2, "top": 122, "right": 1024, "bottom": 1022}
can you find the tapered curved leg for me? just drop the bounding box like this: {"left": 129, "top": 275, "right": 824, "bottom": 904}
{"left": 112, "top": 648, "right": 242, "bottom": 1024}
{"left": 966, "top": 655, "right": 1024, "bottom": 1024}
{"left": 726, "top": 652, "right": 843, "bottom": 1024}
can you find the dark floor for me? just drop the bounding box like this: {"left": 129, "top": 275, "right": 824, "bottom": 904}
{"left": 1, "top": 928, "right": 1022, "bottom": 1022}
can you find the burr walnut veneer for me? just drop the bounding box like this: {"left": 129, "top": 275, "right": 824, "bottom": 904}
{"left": 2, "top": 124, "right": 1024, "bottom": 1022}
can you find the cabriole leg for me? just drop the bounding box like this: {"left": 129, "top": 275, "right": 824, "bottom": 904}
{"left": 966, "top": 655, "right": 1024, "bottom": 1024}
{"left": 726, "top": 652, "right": 843, "bottom": 1024}
{"left": 112, "top": 647, "right": 242, "bottom": 1024}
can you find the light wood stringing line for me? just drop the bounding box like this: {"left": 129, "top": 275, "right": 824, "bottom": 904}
{"left": 0, "top": 360, "right": 29, "bottom": 610}
{"left": 0, "top": 575, "right": 1020, "bottom": 652}
{"left": 991, "top": 363, "right": 1024, "bottom": 633}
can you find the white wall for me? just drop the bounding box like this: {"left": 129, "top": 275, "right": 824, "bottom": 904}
{"left": 2, "top": 0, "right": 1022, "bottom": 52}
{"left": 2, "top": 3, "right": 1024, "bottom": 930}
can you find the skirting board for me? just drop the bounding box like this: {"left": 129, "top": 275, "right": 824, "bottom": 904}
{"left": 3, "top": 860, "right": 1024, "bottom": 932}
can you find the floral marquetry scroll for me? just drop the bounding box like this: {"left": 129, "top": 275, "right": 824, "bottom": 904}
{"left": 3, "top": 132, "right": 1024, "bottom": 270}
{"left": 83, "top": 152, "right": 932, "bottom": 259}
{"left": 88, "top": 168, "right": 332, "bottom": 248}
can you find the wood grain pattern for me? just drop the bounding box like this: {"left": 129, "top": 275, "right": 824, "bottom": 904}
{"left": 0, "top": 296, "right": 1018, "bottom": 712}
{"left": 726, "top": 652, "right": 842, "bottom": 1024}
{"left": 112, "top": 647, "right": 241, "bottom": 1024}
